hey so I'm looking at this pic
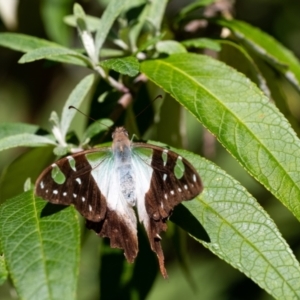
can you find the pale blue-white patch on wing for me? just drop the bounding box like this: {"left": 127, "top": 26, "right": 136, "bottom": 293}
{"left": 131, "top": 147, "right": 153, "bottom": 229}
{"left": 86, "top": 150, "right": 137, "bottom": 232}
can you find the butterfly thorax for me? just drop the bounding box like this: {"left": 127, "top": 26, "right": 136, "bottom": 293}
{"left": 112, "top": 127, "right": 136, "bottom": 206}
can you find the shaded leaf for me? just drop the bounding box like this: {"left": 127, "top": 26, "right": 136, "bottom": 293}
{"left": 0, "top": 191, "right": 80, "bottom": 300}
{"left": 0, "top": 147, "right": 55, "bottom": 202}
{"left": 41, "top": 0, "right": 73, "bottom": 46}
{"left": 217, "top": 19, "right": 300, "bottom": 91}
{"left": 137, "top": 33, "right": 164, "bottom": 52}
{"left": 100, "top": 56, "right": 140, "bottom": 76}
{"left": 182, "top": 38, "right": 221, "bottom": 51}
{"left": 218, "top": 39, "right": 271, "bottom": 97}
{"left": 141, "top": 53, "right": 300, "bottom": 223}
{"left": 177, "top": 0, "right": 216, "bottom": 21}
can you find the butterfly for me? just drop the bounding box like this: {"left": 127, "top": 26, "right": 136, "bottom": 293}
{"left": 35, "top": 126, "right": 203, "bottom": 278}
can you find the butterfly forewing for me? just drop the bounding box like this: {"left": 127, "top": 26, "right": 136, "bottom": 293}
{"left": 133, "top": 144, "right": 203, "bottom": 215}
{"left": 35, "top": 148, "right": 111, "bottom": 222}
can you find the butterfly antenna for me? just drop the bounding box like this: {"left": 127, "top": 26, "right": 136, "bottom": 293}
{"left": 68, "top": 105, "right": 111, "bottom": 131}
{"left": 134, "top": 95, "right": 162, "bottom": 119}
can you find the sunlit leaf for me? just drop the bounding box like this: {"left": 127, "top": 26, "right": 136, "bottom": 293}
{"left": 141, "top": 53, "right": 300, "bottom": 223}
{"left": 172, "top": 148, "right": 300, "bottom": 299}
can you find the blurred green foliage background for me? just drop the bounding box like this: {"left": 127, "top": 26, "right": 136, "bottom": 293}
{"left": 1, "top": 0, "right": 300, "bottom": 299}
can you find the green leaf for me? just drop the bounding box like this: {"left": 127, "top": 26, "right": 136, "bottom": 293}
{"left": 217, "top": 19, "right": 300, "bottom": 91}
{"left": 137, "top": 33, "right": 164, "bottom": 52}
{"left": 127, "top": 2, "right": 150, "bottom": 51}
{"left": 141, "top": 53, "right": 300, "bottom": 222}
{"left": 147, "top": 0, "right": 168, "bottom": 31}
{"left": 0, "top": 191, "right": 80, "bottom": 300}
{"left": 0, "top": 255, "right": 8, "bottom": 285}
{"left": 156, "top": 40, "right": 187, "bottom": 55}
{"left": 100, "top": 56, "right": 140, "bottom": 76}
{"left": 0, "top": 123, "right": 39, "bottom": 140}
{"left": 100, "top": 48, "right": 126, "bottom": 58}
{"left": 64, "top": 14, "right": 101, "bottom": 32}
{"left": 218, "top": 39, "right": 271, "bottom": 97}
{"left": 172, "top": 148, "right": 300, "bottom": 299}
{"left": 177, "top": 0, "right": 216, "bottom": 21}
{"left": 0, "top": 147, "right": 55, "bottom": 202}
{"left": 60, "top": 74, "right": 95, "bottom": 141}
{"left": 182, "top": 38, "right": 221, "bottom": 51}
{"left": 0, "top": 33, "right": 87, "bottom": 66}
{"left": 0, "top": 134, "right": 56, "bottom": 152}
{"left": 94, "top": 0, "right": 128, "bottom": 59}
{"left": 18, "top": 46, "right": 90, "bottom": 66}
{"left": 73, "top": 4, "right": 97, "bottom": 64}
{"left": 0, "top": 32, "right": 61, "bottom": 52}
{"left": 82, "top": 119, "right": 113, "bottom": 144}
{"left": 41, "top": 0, "right": 73, "bottom": 46}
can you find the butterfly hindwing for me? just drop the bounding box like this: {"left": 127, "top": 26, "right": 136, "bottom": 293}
{"left": 35, "top": 149, "right": 111, "bottom": 222}
{"left": 132, "top": 143, "right": 203, "bottom": 278}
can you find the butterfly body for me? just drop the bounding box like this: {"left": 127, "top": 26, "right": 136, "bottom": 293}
{"left": 35, "top": 126, "right": 203, "bottom": 278}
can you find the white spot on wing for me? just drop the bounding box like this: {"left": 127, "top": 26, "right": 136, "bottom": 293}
{"left": 178, "top": 156, "right": 182, "bottom": 160}
{"left": 46, "top": 190, "right": 48, "bottom": 193}
{"left": 40, "top": 181, "right": 44, "bottom": 189}
{"left": 53, "top": 190, "right": 58, "bottom": 194}
{"left": 178, "top": 187, "right": 182, "bottom": 192}
{"left": 51, "top": 163, "right": 57, "bottom": 168}
{"left": 170, "top": 190, "right": 174, "bottom": 195}
{"left": 82, "top": 197, "right": 85, "bottom": 202}
{"left": 164, "top": 194, "right": 168, "bottom": 199}
{"left": 163, "top": 174, "right": 167, "bottom": 181}
{"left": 89, "top": 205, "right": 92, "bottom": 211}
{"left": 163, "top": 149, "right": 168, "bottom": 153}
{"left": 193, "top": 174, "right": 197, "bottom": 182}
{"left": 63, "top": 192, "right": 67, "bottom": 196}
{"left": 184, "top": 184, "right": 188, "bottom": 190}
{"left": 73, "top": 193, "right": 77, "bottom": 198}
{"left": 76, "top": 178, "right": 82, "bottom": 185}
